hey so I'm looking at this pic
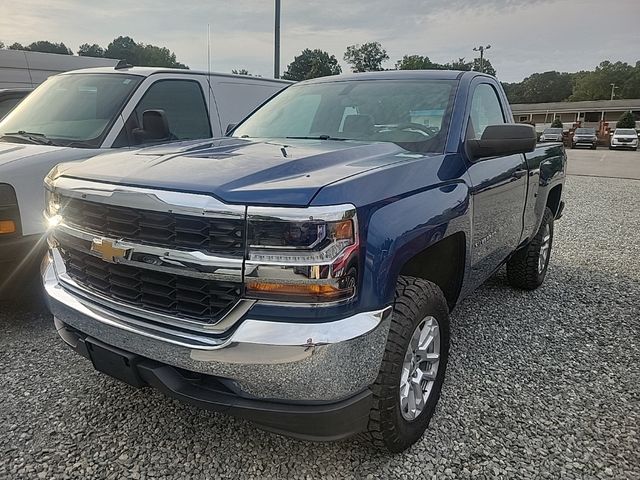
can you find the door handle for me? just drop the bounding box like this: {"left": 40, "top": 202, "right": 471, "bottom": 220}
{"left": 513, "top": 170, "right": 527, "bottom": 179}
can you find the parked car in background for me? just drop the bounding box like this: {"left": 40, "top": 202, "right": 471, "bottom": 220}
{"left": 540, "top": 127, "right": 563, "bottom": 143}
{"left": 43, "top": 70, "right": 566, "bottom": 452}
{"left": 571, "top": 127, "right": 598, "bottom": 149}
{"left": 0, "top": 66, "right": 289, "bottom": 296}
{"left": 0, "top": 88, "right": 31, "bottom": 120}
{"left": 609, "top": 128, "right": 639, "bottom": 151}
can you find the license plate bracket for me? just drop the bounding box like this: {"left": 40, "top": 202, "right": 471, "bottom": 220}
{"left": 86, "top": 338, "right": 145, "bottom": 387}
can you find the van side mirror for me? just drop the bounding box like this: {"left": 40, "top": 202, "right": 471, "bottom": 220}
{"left": 225, "top": 123, "right": 237, "bottom": 135}
{"left": 467, "top": 124, "right": 537, "bottom": 160}
{"left": 132, "top": 109, "right": 170, "bottom": 143}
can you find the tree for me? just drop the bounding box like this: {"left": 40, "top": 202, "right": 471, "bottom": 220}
{"left": 504, "top": 71, "right": 573, "bottom": 103}
{"left": 78, "top": 43, "right": 105, "bottom": 57}
{"left": 570, "top": 61, "right": 635, "bottom": 101}
{"left": 445, "top": 57, "right": 472, "bottom": 71}
{"left": 0, "top": 41, "right": 4, "bottom": 49}
{"left": 472, "top": 57, "right": 496, "bottom": 76}
{"left": 26, "top": 40, "right": 72, "bottom": 55}
{"left": 140, "top": 44, "right": 188, "bottom": 69}
{"left": 8, "top": 42, "right": 26, "bottom": 50}
{"left": 104, "top": 36, "right": 141, "bottom": 64}
{"left": 616, "top": 111, "right": 636, "bottom": 129}
{"left": 551, "top": 118, "right": 564, "bottom": 128}
{"left": 104, "top": 36, "right": 187, "bottom": 68}
{"left": 344, "top": 42, "right": 389, "bottom": 72}
{"left": 282, "top": 48, "right": 341, "bottom": 81}
{"left": 232, "top": 69, "right": 252, "bottom": 76}
{"left": 395, "top": 55, "right": 442, "bottom": 70}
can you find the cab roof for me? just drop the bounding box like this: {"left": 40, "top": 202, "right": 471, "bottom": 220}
{"left": 299, "top": 69, "right": 493, "bottom": 84}
{"left": 58, "top": 66, "right": 291, "bottom": 84}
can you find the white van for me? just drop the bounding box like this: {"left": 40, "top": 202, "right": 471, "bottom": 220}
{"left": 0, "top": 66, "right": 290, "bottom": 288}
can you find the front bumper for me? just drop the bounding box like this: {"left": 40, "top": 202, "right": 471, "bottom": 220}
{"left": 43, "top": 252, "right": 392, "bottom": 436}
{"left": 610, "top": 141, "right": 638, "bottom": 148}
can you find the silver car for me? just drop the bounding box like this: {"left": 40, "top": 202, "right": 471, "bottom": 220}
{"left": 540, "top": 127, "right": 563, "bottom": 143}
{"left": 609, "top": 128, "right": 639, "bottom": 151}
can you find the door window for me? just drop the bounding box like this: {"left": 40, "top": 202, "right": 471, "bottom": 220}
{"left": 117, "top": 79, "right": 211, "bottom": 146}
{"left": 468, "top": 84, "right": 505, "bottom": 140}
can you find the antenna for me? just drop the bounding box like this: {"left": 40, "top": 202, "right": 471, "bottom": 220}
{"left": 205, "top": 23, "right": 223, "bottom": 135}
{"left": 207, "top": 23, "right": 212, "bottom": 107}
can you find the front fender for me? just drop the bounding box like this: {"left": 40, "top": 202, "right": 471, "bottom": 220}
{"left": 359, "top": 181, "right": 471, "bottom": 308}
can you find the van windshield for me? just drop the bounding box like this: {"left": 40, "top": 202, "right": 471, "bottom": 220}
{"left": 233, "top": 79, "right": 457, "bottom": 153}
{"left": 0, "top": 73, "right": 141, "bottom": 148}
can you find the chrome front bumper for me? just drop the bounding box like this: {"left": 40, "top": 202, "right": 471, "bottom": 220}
{"left": 43, "top": 252, "right": 392, "bottom": 402}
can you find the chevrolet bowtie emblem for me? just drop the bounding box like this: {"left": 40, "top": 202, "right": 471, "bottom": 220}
{"left": 91, "top": 238, "right": 130, "bottom": 263}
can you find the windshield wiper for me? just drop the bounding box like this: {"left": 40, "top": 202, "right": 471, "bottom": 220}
{"left": 285, "top": 135, "right": 349, "bottom": 141}
{"left": 0, "top": 131, "right": 53, "bottom": 145}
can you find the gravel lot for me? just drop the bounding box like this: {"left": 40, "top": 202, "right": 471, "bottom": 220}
{"left": 1, "top": 174, "right": 639, "bottom": 479}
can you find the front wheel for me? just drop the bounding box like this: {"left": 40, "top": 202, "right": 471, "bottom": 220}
{"left": 507, "top": 207, "right": 554, "bottom": 290}
{"left": 364, "top": 277, "right": 450, "bottom": 452}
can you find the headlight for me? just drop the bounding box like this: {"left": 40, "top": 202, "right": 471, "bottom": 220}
{"left": 45, "top": 187, "right": 61, "bottom": 217}
{"left": 244, "top": 205, "right": 359, "bottom": 303}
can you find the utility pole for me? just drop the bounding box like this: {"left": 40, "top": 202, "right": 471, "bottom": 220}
{"left": 274, "top": 0, "right": 281, "bottom": 79}
{"left": 473, "top": 44, "right": 491, "bottom": 73}
{"left": 610, "top": 83, "right": 618, "bottom": 100}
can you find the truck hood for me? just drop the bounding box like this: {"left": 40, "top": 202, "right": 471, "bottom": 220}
{"left": 60, "top": 138, "right": 422, "bottom": 206}
{"left": 0, "top": 142, "right": 71, "bottom": 169}
{"left": 0, "top": 142, "right": 104, "bottom": 171}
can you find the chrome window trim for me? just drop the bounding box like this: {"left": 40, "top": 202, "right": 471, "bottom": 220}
{"left": 49, "top": 176, "right": 246, "bottom": 218}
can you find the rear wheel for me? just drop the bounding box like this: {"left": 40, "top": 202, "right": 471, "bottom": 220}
{"left": 507, "top": 207, "right": 554, "bottom": 290}
{"left": 364, "top": 277, "right": 449, "bottom": 452}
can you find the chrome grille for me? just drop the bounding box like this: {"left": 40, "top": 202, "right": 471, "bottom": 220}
{"left": 59, "top": 243, "right": 242, "bottom": 323}
{"left": 62, "top": 198, "right": 246, "bottom": 256}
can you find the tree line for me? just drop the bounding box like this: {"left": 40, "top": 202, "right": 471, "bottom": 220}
{"left": 275, "top": 43, "right": 639, "bottom": 105}
{"left": 0, "top": 37, "right": 187, "bottom": 69}
{"left": 503, "top": 61, "right": 640, "bottom": 103}
{"left": 276, "top": 42, "right": 496, "bottom": 81}
{"left": 3, "top": 37, "right": 638, "bottom": 104}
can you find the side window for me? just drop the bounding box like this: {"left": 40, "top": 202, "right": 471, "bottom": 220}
{"left": 468, "top": 83, "right": 505, "bottom": 140}
{"left": 117, "top": 79, "right": 211, "bottom": 146}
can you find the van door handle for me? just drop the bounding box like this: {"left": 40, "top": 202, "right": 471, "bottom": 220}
{"left": 513, "top": 170, "right": 527, "bottom": 179}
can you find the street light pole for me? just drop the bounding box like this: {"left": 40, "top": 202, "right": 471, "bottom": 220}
{"left": 610, "top": 83, "right": 618, "bottom": 101}
{"left": 274, "top": 0, "right": 281, "bottom": 79}
{"left": 473, "top": 44, "right": 491, "bottom": 73}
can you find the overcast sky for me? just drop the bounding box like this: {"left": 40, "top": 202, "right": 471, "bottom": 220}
{"left": 1, "top": 0, "right": 639, "bottom": 82}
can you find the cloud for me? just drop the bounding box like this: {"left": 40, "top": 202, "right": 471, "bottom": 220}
{"left": 1, "top": 0, "right": 638, "bottom": 82}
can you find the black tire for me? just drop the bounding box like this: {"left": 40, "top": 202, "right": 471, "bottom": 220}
{"left": 364, "top": 276, "right": 450, "bottom": 452}
{"left": 591, "top": 144, "right": 597, "bottom": 150}
{"left": 507, "top": 207, "right": 554, "bottom": 290}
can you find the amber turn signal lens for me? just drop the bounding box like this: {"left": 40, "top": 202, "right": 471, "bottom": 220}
{"left": 334, "top": 219, "right": 354, "bottom": 240}
{"left": 246, "top": 281, "right": 349, "bottom": 301}
{"left": 0, "top": 220, "right": 16, "bottom": 234}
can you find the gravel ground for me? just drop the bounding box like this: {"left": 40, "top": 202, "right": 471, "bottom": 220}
{"left": 1, "top": 175, "right": 639, "bottom": 480}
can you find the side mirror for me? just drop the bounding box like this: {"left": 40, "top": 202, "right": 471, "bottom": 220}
{"left": 467, "top": 124, "right": 536, "bottom": 160}
{"left": 225, "top": 123, "right": 237, "bottom": 135}
{"left": 132, "top": 109, "right": 170, "bottom": 143}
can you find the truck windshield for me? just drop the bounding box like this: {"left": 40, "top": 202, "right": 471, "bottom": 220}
{"left": 544, "top": 128, "right": 562, "bottom": 134}
{"left": 233, "top": 79, "right": 457, "bottom": 153}
{"left": 0, "top": 73, "right": 141, "bottom": 148}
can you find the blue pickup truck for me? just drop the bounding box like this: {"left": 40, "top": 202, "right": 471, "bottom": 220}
{"left": 42, "top": 70, "right": 566, "bottom": 452}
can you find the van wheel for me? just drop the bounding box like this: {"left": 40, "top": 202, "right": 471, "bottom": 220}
{"left": 507, "top": 207, "right": 554, "bottom": 290}
{"left": 364, "top": 276, "right": 450, "bottom": 452}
